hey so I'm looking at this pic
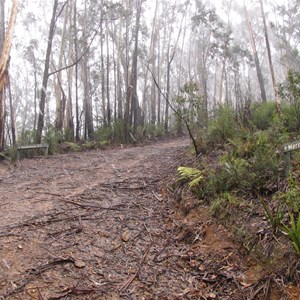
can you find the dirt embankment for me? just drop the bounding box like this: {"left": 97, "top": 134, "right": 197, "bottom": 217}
{"left": 0, "top": 138, "right": 298, "bottom": 299}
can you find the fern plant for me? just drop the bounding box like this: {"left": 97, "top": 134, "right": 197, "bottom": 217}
{"left": 281, "top": 213, "right": 300, "bottom": 256}
{"left": 177, "top": 167, "right": 203, "bottom": 188}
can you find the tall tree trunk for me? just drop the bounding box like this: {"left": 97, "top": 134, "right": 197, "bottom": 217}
{"left": 7, "top": 74, "right": 16, "bottom": 146}
{"left": 259, "top": 0, "right": 281, "bottom": 112}
{"left": 219, "top": 0, "right": 232, "bottom": 105}
{"left": 0, "top": 0, "right": 18, "bottom": 149}
{"left": 157, "top": 33, "right": 161, "bottom": 125}
{"left": 106, "top": 20, "right": 111, "bottom": 126}
{"left": 244, "top": 3, "right": 267, "bottom": 103}
{"left": 141, "top": 0, "right": 159, "bottom": 126}
{"left": 150, "top": 0, "right": 159, "bottom": 125}
{"left": 116, "top": 17, "right": 123, "bottom": 120}
{"left": 123, "top": 0, "right": 131, "bottom": 138}
{"left": 74, "top": 0, "right": 80, "bottom": 141}
{"left": 35, "top": 0, "right": 58, "bottom": 143}
{"left": 55, "top": 1, "right": 69, "bottom": 131}
{"left": 125, "top": 0, "right": 142, "bottom": 137}
{"left": 82, "top": 1, "right": 93, "bottom": 140}
{"left": 131, "top": 0, "right": 142, "bottom": 134}
{"left": 0, "top": 0, "right": 5, "bottom": 149}
{"left": 65, "top": 0, "right": 74, "bottom": 141}
{"left": 165, "top": 53, "right": 171, "bottom": 132}
{"left": 100, "top": 11, "right": 106, "bottom": 126}
{"left": 33, "top": 54, "right": 38, "bottom": 131}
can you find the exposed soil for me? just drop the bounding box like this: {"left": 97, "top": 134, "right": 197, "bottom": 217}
{"left": 0, "top": 138, "right": 299, "bottom": 299}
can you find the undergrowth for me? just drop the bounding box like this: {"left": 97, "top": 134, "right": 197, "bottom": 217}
{"left": 174, "top": 98, "right": 300, "bottom": 280}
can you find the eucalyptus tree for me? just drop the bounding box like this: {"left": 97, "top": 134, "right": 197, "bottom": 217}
{"left": 272, "top": 0, "right": 300, "bottom": 73}
{"left": 191, "top": 0, "right": 225, "bottom": 125}
{"left": 123, "top": 0, "right": 144, "bottom": 138}
{"left": 54, "top": 0, "right": 71, "bottom": 132}
{"left": 244, "top": 2, "right": 267, "bottom": 103}
{"left": 35, "top": 0, "right": 59, "bottom": 144}
{"left": 259, "top": 0, "right": 280, "bottom": 112}
{"left": 0, "top": 0, "right": 18, "bottom": 149}
{"left": 65, "top": 0, "right": 75, "bottom": 141}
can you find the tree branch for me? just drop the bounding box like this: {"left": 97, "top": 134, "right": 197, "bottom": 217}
{"left": 146, "top": 64, "right": 200, "bottom": 155}
{"left": 48, "top": 27, "right": 99, "bottom": 78}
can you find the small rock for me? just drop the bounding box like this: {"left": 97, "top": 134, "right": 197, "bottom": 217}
{"left": 112, "top": 240, "right": 122, "bottom": 250}
{"left": 121, "top": 230, "right": 131, "bottom": 242}
{"left": 74, "top": 260, "right": 86, "bottom": 268}
{"left": 98, "top": 230, "right": 110, "bottom": 238}
{"left": 209, "top": 292, "right": 217, "bottom": 299}
{"left": 17, "top": 245, "right": 23, "bottom": 250}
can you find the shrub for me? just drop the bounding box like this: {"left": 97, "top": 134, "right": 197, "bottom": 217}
{"left": 275, "top": 175, "right": 300, "bottom": 212}
{"left": 207, "top": 105, "right": 238, "bottom": 145}
{"left": 210, "top": 192, "right": 244, "bottom": 218}
{"left": 279, "top": 70, "right": 300, "bottom": 131}
{"left": 112, "top": 119, "right": 126, "bottom": 142}
{"left": 93, "top": 125, "right": 114, "bottom": 145}
{"left": 64, "top": 142, "right": 81, "bottom": 152}
{"left": 249, "top": 102, "right": 276, "bottom": 130}
{"left": 44, "top": 128, "right": 63, "bottom": 155}
{"left": 217, "top": 153, "right": 251, "bottom": 192}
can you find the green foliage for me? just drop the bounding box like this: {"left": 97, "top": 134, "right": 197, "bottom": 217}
{"left": 177, "top": 166, "right": 203, "bottom": 188}
{"left": 44, "top": 128, "right": 63, "bottom": 155}
{"left": 279, "top": 70, "right": 300, "bottom": 131}
{"left": 112, "top": 119, "right": 126, "bottom": 142}
{"left": 207, "top": 105, "right": 238, "bottom": 145}
{"left": 19, "top": 129, "right": 36, "bottom": 145}
{"left": 281, "top": 213, "right": 300, "bottom": 256}
{"left": 249, "top": 102, "right": 276, "bottom": 130}
{"left": 258, "top": 196, "right": 284, "bottom": 231}
{"left": 210, "top": 192, "right": 244, "bottom": 217}
{"left": 217, "top": 154, "right": 250, "bottom": 191}
{"left": 175, "top": 81, "right": 205, "bottom": 135}
{"left": 93, "top": 125, "right": 114, "bottom": 145}
{"left": 82, "top": 141, "right": 96, "bottom": 150}
{"left": 64, "top": 142, "right": 81, "bottom": 152}
{"left": 274, "top": 175, "right": 300, "bottom": 212}
{"left": 7, "top": 147, "right": 18, "bottom": 162}
{"left": 0, "top": 147, "right": 17, "bottom": 162}
{"left": 64, "top": 128, "right": 74, "bottom": 142}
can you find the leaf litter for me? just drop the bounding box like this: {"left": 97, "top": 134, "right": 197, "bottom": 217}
{"left": 0, "top": 138, "right": 298, "bottom": 299}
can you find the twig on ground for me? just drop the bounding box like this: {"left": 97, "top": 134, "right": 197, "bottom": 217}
{"left": 119, "top": 244, "right": 151, "bottom": 292}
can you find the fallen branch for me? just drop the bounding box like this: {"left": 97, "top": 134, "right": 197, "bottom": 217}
{"left": 59, "top": 198, "right": 124, "bottom": 211}
{"left": 4, "top": 258, "right": 75, "bottom": 297}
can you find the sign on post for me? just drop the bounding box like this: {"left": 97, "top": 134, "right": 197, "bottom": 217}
{"left": 283, "top": 140, "right": 300, "bottom": 177}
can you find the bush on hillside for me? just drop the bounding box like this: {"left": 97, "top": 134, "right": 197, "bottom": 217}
{"left": 207, "top": 105, "right": 239, "bottom": 145}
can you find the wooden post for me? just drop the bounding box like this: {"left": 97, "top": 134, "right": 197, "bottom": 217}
{"left": 283, "top": 140, "right": 300, "bottom": 177}
{"left": 284, "top": 152, "right": 291, "bottom": 178}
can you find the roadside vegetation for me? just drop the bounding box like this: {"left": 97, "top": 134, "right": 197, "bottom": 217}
{"left": 173, "top": 70, "right": 300, "bottom": 290}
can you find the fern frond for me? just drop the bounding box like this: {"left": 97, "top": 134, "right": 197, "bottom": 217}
{"left": 177, "top": 166, "right": 203, "bottom": 188}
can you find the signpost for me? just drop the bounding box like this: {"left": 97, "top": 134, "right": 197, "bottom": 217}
{"left": 283, "top": 140, "right": 300, "bottom": 177}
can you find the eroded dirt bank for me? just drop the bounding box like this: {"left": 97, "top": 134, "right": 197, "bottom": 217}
{"left": 0, "top": 138, "right": 297, "bottom": 299}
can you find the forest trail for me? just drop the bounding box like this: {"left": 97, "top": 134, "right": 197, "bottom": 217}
{"left": 0, "top": 138, "right": 296, "bottom": 300}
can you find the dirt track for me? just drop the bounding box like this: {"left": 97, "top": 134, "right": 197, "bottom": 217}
{"left": 1, "top": 138, "right": 291, "bottom": 300}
